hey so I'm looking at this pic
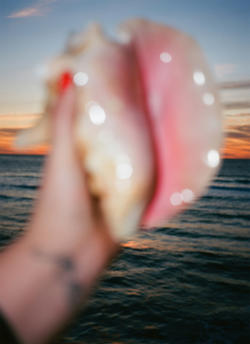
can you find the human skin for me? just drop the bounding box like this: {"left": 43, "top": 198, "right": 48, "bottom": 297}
{"left": 0, "top": 83, "right": 119, "bottom": 344}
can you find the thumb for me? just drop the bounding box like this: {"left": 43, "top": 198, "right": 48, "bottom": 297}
{"left": 41, "top": 72, "right": 94, "bottom": 222}
{"left": 52, "top": 72, "right": 76, "bottom": 144}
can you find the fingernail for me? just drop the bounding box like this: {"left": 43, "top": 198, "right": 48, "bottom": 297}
{"left": 58, "top": 71, "right": 72, "bottom": 93}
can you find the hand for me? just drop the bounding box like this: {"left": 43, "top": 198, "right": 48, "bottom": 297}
{"left": 29, "top": 77, "right": 117, "bottom": 255}
{"left": 0, "top": 79, "right": 119, "bottom": 344}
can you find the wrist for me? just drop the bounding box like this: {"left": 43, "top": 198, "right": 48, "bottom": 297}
{"left": 25, "top": 220, "right": 119, "bottom": 289}
{"left": 0, "top": 226, "right": 119, "bottom": 344}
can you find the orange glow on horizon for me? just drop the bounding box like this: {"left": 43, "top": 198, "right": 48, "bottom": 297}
{"left": 223, "top": 138, "right": 250, "bottom": 159}
{"left": 0, "top": 129, "right": 48, "bottom": 155}
{"left": 0, "top": 113, "right": 48, "bottom": 155}
{"left": 0, "top": 112, "right": 249, "bottom": 158}
{"left": 0, "top": 132, "right": 248, "bottom": 158}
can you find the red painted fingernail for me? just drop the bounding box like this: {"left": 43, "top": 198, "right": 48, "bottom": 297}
{"left": 58, "top": 71, "right": 72, "bottom": 93}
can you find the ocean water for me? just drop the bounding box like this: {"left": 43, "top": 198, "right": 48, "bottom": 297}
{"left": 0, "top": 155, "right": 249, "bottom": 344}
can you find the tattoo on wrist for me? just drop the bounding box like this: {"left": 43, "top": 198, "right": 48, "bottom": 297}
{"left": 32, "top": 249, "right": 83, "bottom": 308}
{"left": 69, "top": 281, "right": 83, "bottom": 306}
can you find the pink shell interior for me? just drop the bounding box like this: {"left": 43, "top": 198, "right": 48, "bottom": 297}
{"left": 121, "top": 20, "right": 223, "bottom": 227}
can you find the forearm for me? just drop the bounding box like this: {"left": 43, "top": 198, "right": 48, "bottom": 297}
{"left": 0, "top": 227, "right": 118, "bottom": 344}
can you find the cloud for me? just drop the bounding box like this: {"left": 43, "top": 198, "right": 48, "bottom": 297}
{"left": 218, "top": 80, "right": 250, "bottom": 90}
{"left": 226, "top": 125, "right": 250, "bottom": 140}
{"left": 7, "top": 8, "right": 41, "bottom": 18}
{"left": 7, "top": 0, "right": 57, "bottom": 19}
{"left": 214, "top": 64, "right": 238, "bottom": 79}
{"left": 219, "top": 80, "right": 250, "bottom": 111}
{"left": 0, "top": 127, "right": 48, "bottom": 155}
{"left": 222, "top": 112, "right": 250, "bottom": 158}
{"left": 223, "top": 101, "right": 250, "bottom": 110}
{"left": 0, "top": 114, "right": 48, "bottom": 154}
{"left": 0, "top": 113, "right": 41, "bottom": 129}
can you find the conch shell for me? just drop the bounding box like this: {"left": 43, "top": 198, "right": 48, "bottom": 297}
{"left": 15, "top": 19, "right": 223, "bottom": 241}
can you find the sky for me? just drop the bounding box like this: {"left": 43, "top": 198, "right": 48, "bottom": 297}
{"left": 0, "top": 0, "right": 250, "bottom": 157}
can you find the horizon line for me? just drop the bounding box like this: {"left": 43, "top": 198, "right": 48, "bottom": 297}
{"left": 0, "top": 153, "right": 249, "bottom": 160}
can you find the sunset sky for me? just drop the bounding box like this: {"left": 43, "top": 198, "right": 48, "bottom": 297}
{"left": 0, "top": 0, "right": 249, "bottom": 158}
